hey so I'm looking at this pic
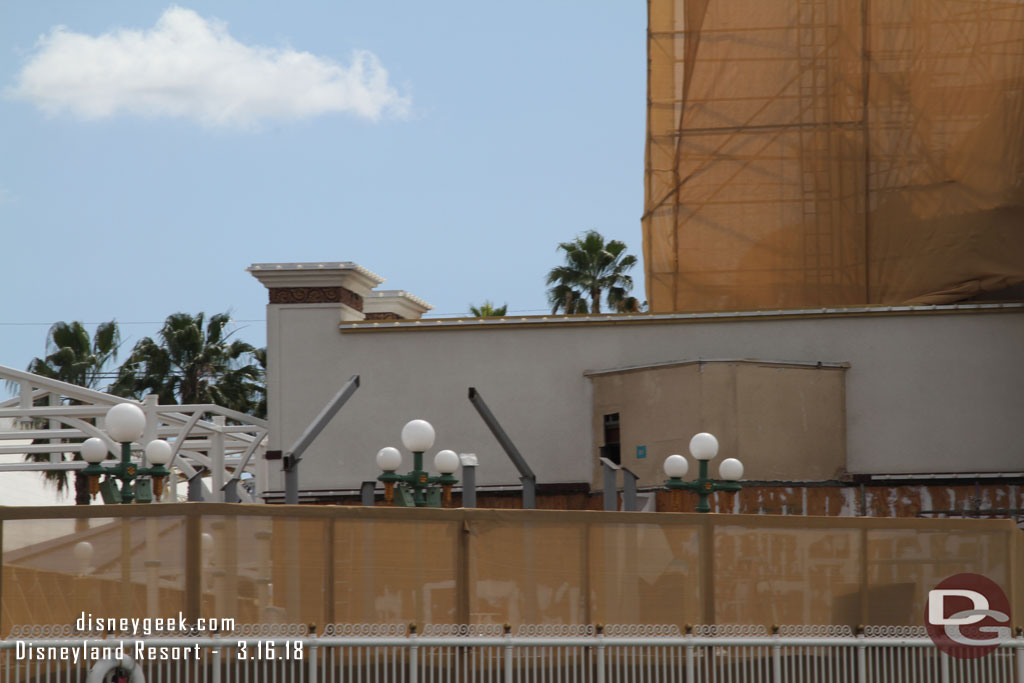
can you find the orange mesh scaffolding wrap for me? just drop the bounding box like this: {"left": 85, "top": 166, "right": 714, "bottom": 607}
{"left": 2, "top": 505, "right": 1021, "bottom": 633}
{"left": 644, "top": 0, "right": 1024, "bottom": 312}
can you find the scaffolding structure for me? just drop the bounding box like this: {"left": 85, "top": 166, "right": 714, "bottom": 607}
{"left": 645, "top": 0, "right": 1024, "bottom": 312}
{"left": 0, "top": 364, "right": 267, "bottom": 503}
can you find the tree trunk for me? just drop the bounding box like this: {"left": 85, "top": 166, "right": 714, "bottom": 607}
{"left": 74, "top": 470, "right": 91, "bottom": 506}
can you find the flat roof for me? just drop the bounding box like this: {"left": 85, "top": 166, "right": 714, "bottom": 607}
{"left": 247, "top": 261, "right": 385, "bottom": 284}
{"left": 339, "top": 301, "right": 1024, "bottom": 333}
{"left": 584, "top": 357, "right": 851, "bottom": 377}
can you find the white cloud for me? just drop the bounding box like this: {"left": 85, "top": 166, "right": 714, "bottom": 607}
{"left": 8, "top": 6, "right": 410, "bottom": 127}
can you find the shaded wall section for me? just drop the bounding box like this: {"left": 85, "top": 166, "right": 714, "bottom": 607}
{"left": 645, "top": 0, "right": 1024, "bottom": 312}
{"left": 2, "top": 505, "right": 1020, "bottom": 634}
{"left": 589, "top": 360, "right": 847, "bottom": 488}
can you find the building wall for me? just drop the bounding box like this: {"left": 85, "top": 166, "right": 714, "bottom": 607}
{"left": 262, "top": 304, "right": 1023, "bottom": 496}
{"left": 590, "top": 360, "right": 848, "bottom": 488}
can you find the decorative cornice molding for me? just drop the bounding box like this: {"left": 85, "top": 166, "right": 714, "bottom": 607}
{"left": 365, "top": 311, "right": 405, "bottom": 321}
{"left": 269, "top": 286, "right": 363, "bottom": 310}
{"left": 363, "top": 289, "right": 433, "bottom": 320}
{"left": 248, "top": 262, "right": 383, "bottom": 297}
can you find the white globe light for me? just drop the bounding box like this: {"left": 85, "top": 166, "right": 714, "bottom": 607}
{"left": 719, "top": 458, "right": 744, "bottom": 481}
{"left": 106, "top": 403, "right": 146, "bottom": 443}
{"left": 401, "top": 419, "right": 435, "bottom": 452}
{"left": 434, "top": 449, "right": 459, "bottom": 475}
{"left": 145, "top": 439, "right": 173, "bottom": 466}
{"left": 376, "top": 447, "right": 402, "bottom": 472}
{"left": 73, "top": 540, "right": 94, "bottom": 565}
{"left": 81, "top": 437, "right": 108, "bottom": 464}
{"left": 689, "top": 432, "right": 719, "bottom": 461}
{"left": 663, "top": 454, "right": 689, "bottom": 478}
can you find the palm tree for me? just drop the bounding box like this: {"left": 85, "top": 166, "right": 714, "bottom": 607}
{"left": 20, "top": 320, "right": 121, "bottom": 503}
{"left": 111, "top": 312, "right": 263, "bottom": 414}
{"left": 248, "top": 347, "right": 267, "bottom": 420}
{"left": 469, "top": 301, "right": 508, "bottom": 317}
{"left": 546, "top": 230, "right": 641, "bottom": 314}
{"left": 26, "top": 321, "right": 120, "bottom": 389}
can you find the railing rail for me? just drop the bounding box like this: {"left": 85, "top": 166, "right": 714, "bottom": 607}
{"left": 1, "top": 625, "right": 1022, "bottom": 682}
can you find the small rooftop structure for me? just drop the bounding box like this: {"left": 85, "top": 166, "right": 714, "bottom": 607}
{"left": 248, "top": 261, "right": 431, "bottom": 321}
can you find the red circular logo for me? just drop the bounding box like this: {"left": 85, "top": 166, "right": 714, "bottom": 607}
{"left": 925, "top": 573, "right": 1011, "bottom": 659}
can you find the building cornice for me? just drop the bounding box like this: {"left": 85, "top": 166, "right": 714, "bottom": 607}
{"left": 339, "top": 302, "right": 1024, "bottom": 334}
{"left": 363, "top": 289, "right": 434, "bottom": 320}
{"left": 247, "top": 262, "right": 384, "bottom": 298}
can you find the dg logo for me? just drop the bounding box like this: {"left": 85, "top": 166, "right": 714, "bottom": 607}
{"left": 925, "top": 573, "right": 1012, "bottom": 659}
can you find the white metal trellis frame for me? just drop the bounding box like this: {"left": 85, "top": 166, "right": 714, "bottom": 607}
{"left": 0, "top": 364, "right": 268, "bottom": 502}
{"left": 0, "top": 624, "right": 1022, "bottom": 683}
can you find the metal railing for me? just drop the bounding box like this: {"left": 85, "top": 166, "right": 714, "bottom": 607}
{"left": 1, "top": 624, "right": 1022, "bottom": 682}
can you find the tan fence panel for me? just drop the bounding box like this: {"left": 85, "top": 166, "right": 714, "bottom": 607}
{"left": 1, "top": 505, "right": 1020, "bottom": 635}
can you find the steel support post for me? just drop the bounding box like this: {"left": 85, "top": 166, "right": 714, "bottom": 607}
{"left": 602, "top": 460, "right": 618, "bottom": 511}
{"left": 521, "top": 476, "right": 536, "bottom": 510}
{"left": 360, "top": 481, "right": 376, "bottom": 506}
{"left": 223, "top": 479, "right": 240, "bottom": 504}
{"left": 284, "top": 456, "right": 300, "bottom": 504}
{"left": 622, "top": 468, "right": 638, "bottom": 511}
{"left": 461, "top": 461, "right": 477, "bottom": 508}
{"left": 468, "top": 387, "right": 537, "bottom": 509}
{"left": 187, "top": 472, "right": 205, "bottom": 501}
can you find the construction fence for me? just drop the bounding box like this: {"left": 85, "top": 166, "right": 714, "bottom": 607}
{"left": 1, "top": 505, "right": 1021, "bottom": 634}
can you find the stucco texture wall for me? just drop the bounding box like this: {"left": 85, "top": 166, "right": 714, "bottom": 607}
{"left": 266, "top": 307, "right": 1022, "bottom": 494}
{"left": 590, "top": 360, "right": 847, "bottom": 488}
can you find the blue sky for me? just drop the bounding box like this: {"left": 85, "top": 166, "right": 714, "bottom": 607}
{"left": 0, "top": 2, "right": 646, "bottom": 385}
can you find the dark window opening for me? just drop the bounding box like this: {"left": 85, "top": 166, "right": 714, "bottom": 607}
{"left": 601, "top": 413, "right": 621, "bottom": 465}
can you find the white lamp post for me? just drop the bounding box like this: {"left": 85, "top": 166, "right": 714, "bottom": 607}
{"left": 80, "top": 404, "right": 172, "bottom": 504}
{"left": 662, "top": 432, "right": 744, "bottom": 512}
{"left": 376, "top": 419, "right": 459, "bottom": 507}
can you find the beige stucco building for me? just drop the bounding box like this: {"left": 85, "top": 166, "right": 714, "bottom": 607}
{"left": 249, "top": 262, "right": 1023, "bottom": 516}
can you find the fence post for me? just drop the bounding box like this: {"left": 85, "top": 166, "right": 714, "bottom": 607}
{"left": 685, "top": 625, "right": 695, "bottom": 683}
{"left": 212, "top": 642, "right": 222, "bottom": 683}
{"left": 940, "top": 650, "right": 950, "bottom": 683}
{"left": 771, "top": 625, "right": 781, "bottom": 683}
{"left": 409, "top": 624, "right": 419, "bottom": 683}
{"left": 596, "top": 624, "right": 606, "bottom": 683}
{"left": 504, "top": 624, "right": 514, "bottom": 683}
{"left": 307, "top": 624, "right": 318, "bottom": 683}
{"left": 1015, "top": 628, "right": 1023, "bottom": 683}
{"left": 856, "top": 626, "right": 867, "bottom": 683}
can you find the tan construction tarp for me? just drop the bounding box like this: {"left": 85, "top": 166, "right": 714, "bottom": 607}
{"left": 644, "top": 0, "right": 1024, "bottom": 312}
{"left": 2, "top": 505, "right": 1021, "bottom": 633}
